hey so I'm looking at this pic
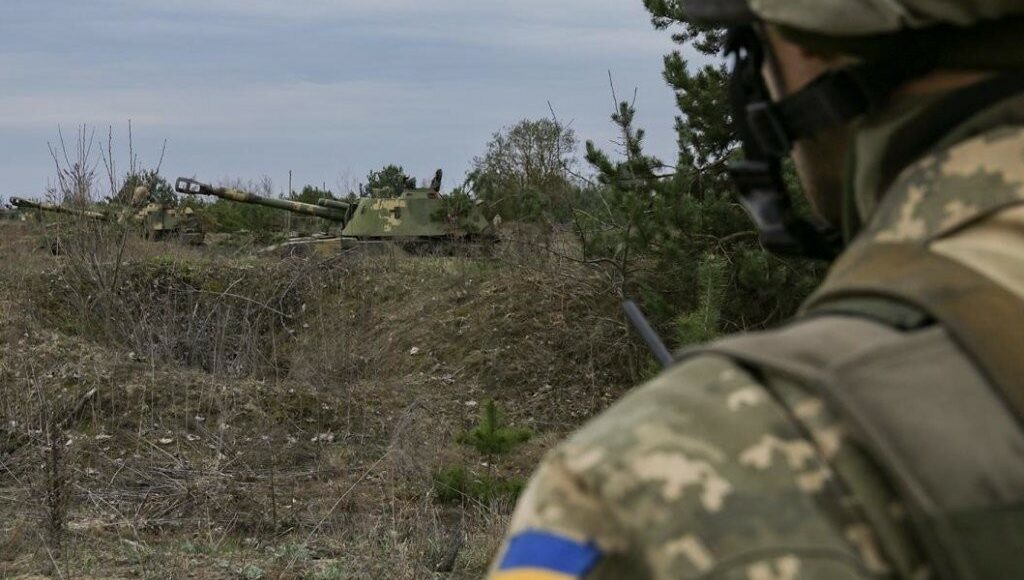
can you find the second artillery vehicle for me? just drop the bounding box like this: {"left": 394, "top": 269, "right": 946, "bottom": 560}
{"left": 10, "top": 197, "right": 108, "bottom": 221}
{"left": 175, "top": 170, "right": 496, "bottom": 253}
{"left": 10, "top": 196, "right": 205, "bottom": 244}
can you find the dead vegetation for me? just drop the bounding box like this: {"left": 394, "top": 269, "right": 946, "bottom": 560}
{"left": 0, "top": 209, "right": 643, "bottom": 578}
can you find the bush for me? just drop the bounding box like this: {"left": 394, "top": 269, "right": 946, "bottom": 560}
{"left": 433, "top": 187, "right": 483, "bottom": 234}
{"left": 674, "top": 252, "right": 727, "bottom": 344}
{"left": 31, "top": 252, "right": 338, "bottom": 377}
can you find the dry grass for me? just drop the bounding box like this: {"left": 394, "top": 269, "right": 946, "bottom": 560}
{"left": 0, "top": 219, "right": 642, "bottom": 579}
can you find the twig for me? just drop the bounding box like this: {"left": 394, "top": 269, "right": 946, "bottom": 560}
{"left": 282, "top": 449, "right": 392, "bottom": 573}
{"left": 190, "top": 288, "right": 294, "bottom": 319}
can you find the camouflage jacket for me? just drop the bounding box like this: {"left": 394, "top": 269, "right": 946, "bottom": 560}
{"left": 489, "top": 85, "right": 1024, "bottom": 579}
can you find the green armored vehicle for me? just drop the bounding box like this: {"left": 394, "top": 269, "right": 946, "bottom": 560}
{"left": 129, "top": 202, "right": 205, "bottom": 243}
{"left": 175, "top": 170, "right": 496, "bottom": 253}
{"left": 337, "top": 170, "right": 493, "bottom": 248}
{"left": 10, "top": 197, "right": 109, "bottom": 221}
{"left": 9, "top": 195, "right": 205, "bottom": 244}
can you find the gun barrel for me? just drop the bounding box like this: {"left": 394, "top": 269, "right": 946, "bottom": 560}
{"left": 10, "top": 197, "right": 108, "bottom": 220}
{"left": 175, "top": 178, "right": 348, "bottom": 222}
{"left": 317, "top": 198, "right": 351, "bottom": 211}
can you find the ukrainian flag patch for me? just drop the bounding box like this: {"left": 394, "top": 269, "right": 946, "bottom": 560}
{"left": 491, "top": 530, "right": 601, "bottom": 580}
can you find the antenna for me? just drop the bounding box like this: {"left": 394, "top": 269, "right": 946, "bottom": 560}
{"left": 623, "top": 300, "right": 673, "bottom": 369}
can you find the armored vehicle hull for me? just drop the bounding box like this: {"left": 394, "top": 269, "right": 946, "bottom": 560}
{"left": 131, "top": 203, "right": 205, "bottom": 244}
{"left": 339, "top": 189, "right": 494, "bottom": 246}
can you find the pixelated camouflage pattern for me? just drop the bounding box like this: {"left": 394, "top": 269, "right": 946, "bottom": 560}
{"left": 864, "top": 126, "right": 1024, "bottom": 244}
{"left": 340, "top": 187, "right": 493, "bottom": 241}
{"left": 130, "top": 203, "right": 205, "bottom": 243}
{"left": 493, "top": 355, "right": 902, "bottom": 579}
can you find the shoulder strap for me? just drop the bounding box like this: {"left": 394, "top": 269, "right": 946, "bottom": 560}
{"left": 805, "top": 242, "right": 1024, "bottom": 422}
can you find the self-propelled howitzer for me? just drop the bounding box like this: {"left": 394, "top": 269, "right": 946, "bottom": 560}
{"left": 176, "top": 171, "right": 497, "bottom": 255}
{"left": 175, "top": 178, "right": 351, "bottom": 222}
{"left": 11, "top": 195, "right": 204, "bottom": 244}
{"left": 10, "top": 197, "right": 109, "bottom": 221}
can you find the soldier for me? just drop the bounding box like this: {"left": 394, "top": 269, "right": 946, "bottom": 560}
{"left": 490, "top": 1, "right": 1024, "bottom": 579}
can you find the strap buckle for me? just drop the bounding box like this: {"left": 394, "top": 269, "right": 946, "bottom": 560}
{"left": 727, "top": 160, "right": 791, "bottom": 244}
{"left": 746, "top": 101, "right": 792, "bottom": 157}
{"left": 728, "top": 160, "right": 842, "bottom": 260}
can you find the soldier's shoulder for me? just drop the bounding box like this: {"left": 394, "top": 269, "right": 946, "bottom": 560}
{"left": 519, "top": 353, "right": 878, "bottom": 578}
{"left": 551, "top": 352, "right": 806, "bottom": 502}
{"left": 869, "top": 124, "right": 1024, "bottom": 243}
{"left": 565, "top": 353, "right": 770, "bottom": 451}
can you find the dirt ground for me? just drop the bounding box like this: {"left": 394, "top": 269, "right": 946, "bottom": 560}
{"left": 0, "top": 220, "right": 643, "bottom": 579}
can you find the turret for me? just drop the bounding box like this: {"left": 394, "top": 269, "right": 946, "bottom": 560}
{"left": 174, "top": 178, "right": 349, "bottom": 222}
{"left": 10, "top": 197, "right": 109, "bottom": 221}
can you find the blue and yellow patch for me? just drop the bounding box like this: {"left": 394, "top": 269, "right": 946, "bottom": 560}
{"left": 491, "top": 531, "right": 602, "bottom": 580}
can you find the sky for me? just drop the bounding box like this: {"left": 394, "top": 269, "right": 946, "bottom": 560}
{"left": 2, "top": 0, "right": 692, "bottom": 201}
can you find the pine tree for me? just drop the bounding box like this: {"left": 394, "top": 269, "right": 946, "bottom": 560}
{"left": 363, "top": 165, "right": 414, "bottom": 198}
{"left": 576, "top": 5, "right": 825, "bottom": 346}
{"left": 458, "top": 400, "right": 532, "bottom": 455}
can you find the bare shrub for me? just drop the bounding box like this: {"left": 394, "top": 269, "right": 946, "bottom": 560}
{"left": 41, "top": 125, "right": 148, "bottom": 347}
{"left": 31, "top": 125, "right": 342, "bottom": 377}
{"left": 2, "top": 194, "right": 639, "bottom": 578}
{"left": 37, "top": 254, "right": 341, "bottom": 376}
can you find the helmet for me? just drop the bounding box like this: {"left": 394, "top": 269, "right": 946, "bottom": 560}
{"left": 680, "top": 0, "right": 1024, "bottom": 260}
{"left": 683, "top": 0, "right": 1024, "bottom": 36}
{"left": 684, "top": 0, "right": 1024, "bottom": 67}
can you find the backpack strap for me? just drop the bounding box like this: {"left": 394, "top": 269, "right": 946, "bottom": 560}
{"left": 805, "top": 242, "right": 1024, "bottom": 422}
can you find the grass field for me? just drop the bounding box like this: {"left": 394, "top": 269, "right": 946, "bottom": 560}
{"left": 0, "top": 220, "right": 645, "bottom": 579}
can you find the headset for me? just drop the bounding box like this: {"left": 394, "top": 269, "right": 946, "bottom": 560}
{"left": 724, "top": 25, "right": 936, "bottom": 260}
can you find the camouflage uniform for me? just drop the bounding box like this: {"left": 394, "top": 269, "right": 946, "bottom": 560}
{"left": 490, "top": 3, "right": 1024, "bottom": 579}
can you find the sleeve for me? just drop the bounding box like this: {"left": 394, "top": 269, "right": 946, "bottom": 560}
{"left": 488, "top": 355, "right": 888, "bottom": 580}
